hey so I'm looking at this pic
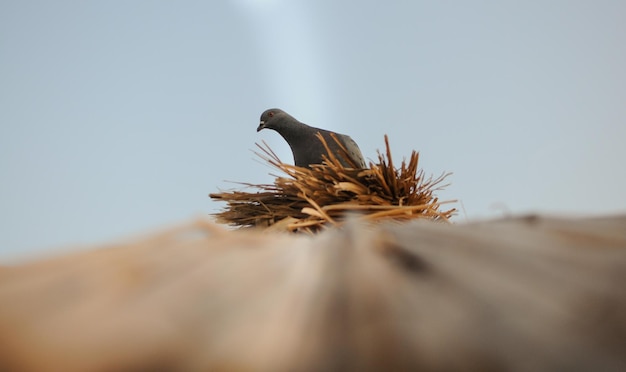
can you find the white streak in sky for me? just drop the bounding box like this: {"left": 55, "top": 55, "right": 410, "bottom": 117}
{"left": 231, "top": 0, "right": 331, "bottom": 120}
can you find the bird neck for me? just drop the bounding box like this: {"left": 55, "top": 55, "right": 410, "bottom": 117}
{"left": 276, "top": 120, "right": 317, "bottom": 145}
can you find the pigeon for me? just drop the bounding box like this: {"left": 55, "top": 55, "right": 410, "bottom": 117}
{"left": 256, "top": 108, "right": 367, "bottom": 169}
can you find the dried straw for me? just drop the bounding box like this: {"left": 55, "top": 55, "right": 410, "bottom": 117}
{"left": 210, "top": 134, "right": 456, "bottom": 232}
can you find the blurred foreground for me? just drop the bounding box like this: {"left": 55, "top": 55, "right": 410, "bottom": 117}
{"left": 0, "top": 215, "right": 625, "bottom": 371}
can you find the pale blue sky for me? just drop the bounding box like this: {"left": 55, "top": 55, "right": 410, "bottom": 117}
{"left": 1, "top": 1, "right": 625, "bottom": 260}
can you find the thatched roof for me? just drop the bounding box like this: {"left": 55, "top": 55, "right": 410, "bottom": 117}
{"left": 1, "top": 215, "right": 625, "bottom": 371}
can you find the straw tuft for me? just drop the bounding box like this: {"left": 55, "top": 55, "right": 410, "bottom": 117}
{"left": 210, "top": 134, "right": 456, "bottom": 232}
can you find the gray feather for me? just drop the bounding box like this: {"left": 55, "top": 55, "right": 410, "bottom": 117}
{"left": 257, "top": 108, "right": 367, "bottom": 168}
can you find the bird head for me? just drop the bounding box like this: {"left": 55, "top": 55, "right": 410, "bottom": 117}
{"left": 257, "top": 108, "right": 291, "bottom": 132}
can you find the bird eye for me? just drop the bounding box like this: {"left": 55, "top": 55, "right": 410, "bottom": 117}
{"left": 269, "top": 112, "right": 274, "bottom": 118}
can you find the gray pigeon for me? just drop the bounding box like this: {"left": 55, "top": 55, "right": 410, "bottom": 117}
{"left": 257, "top": 108, "right": 367, "bottom": 169}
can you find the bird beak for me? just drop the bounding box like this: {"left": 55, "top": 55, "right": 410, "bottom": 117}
{"left": 256, "top": 121, "right": 265, "bottom": 132}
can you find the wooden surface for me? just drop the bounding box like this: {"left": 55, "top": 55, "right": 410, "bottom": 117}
{"left": 0, "top": 215, "right": 625, "bottom": 371}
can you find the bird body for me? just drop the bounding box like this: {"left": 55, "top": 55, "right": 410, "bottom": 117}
{"left": 256, "top": 109, "right": 366, "bottom": 168}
